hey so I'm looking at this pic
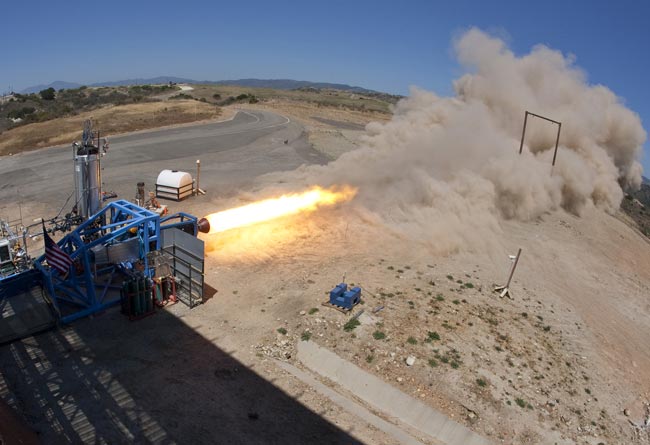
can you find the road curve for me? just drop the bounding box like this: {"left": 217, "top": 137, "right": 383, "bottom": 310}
{"left": 0, "top": 110, "right": 328, "bottom": 218}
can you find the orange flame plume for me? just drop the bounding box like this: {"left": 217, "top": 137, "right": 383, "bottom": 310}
{"left": 201, "top": 186, "right": 357, "bottom": 235}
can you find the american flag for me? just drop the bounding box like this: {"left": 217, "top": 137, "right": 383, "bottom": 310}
{"left": 42, "top": 223, "right": 73, "bottom": 274}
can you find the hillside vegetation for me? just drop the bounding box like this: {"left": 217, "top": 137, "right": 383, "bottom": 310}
{"left": 0, "top": 83, "right": 396, "bottom": 155}
{"left": 0, "top": 84, "right": 177, "bottom": 133}
{"left": 621, "top": 182, "right": 650, "bottom": 237}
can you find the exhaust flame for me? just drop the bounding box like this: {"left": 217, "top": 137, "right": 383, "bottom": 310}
{"left": 202, "top": 186, "right": 357, "bottom": 234}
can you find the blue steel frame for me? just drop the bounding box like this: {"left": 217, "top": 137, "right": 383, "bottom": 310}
{"left": 34, "top": 200, "right": 162, "bottom": 323}
{"left": 160, "top": 212, "right": 199, "bottom": 236}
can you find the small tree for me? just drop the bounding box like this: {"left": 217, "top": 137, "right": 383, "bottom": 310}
{"left": 39, "top": 87, "right": 56, "bottom": 100}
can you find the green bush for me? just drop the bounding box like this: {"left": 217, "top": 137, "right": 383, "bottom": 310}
{"left": 7, "top": 107, "right": 35, "bottom": 119}
{"left": 39, "top": 87, "right": 56, "bottom": 100}
{"left": 425, "top": 331, "right": 440, "bottom": 342}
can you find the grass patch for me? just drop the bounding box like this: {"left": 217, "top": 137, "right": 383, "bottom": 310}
{"left": 372, "top": 331, "right": 386, "bottom": 340}
{"left": 366, "top": 354, "right": 374, "bottom": 363}
{"left": 464, "top": 282, "right": 474, "bottom": 289}
{"left": 343, "top": 319, "right": 361, "bottom": 332}
{"left": 515, "top": 398, "right": 526, "bottom": 408}
{"left": 308, "top": 307, "right": 319, "bottom": 315}
{"left": 476, "top": 378, "right": 487, "bottom": 387}
{"left": 407, "top": 336, "right": 417, "bottom": 345}
{"left": 301, "top": 331, "right": 312, "bottom": 341}
{"left": 446, "top": 275, "right": 453, "bottom": 280}
{"left": 452, "top": 299, "right": 460, "bottom": 305}
{"left": 277, "top": 327, "right": 287, "bottom": 335}
{"left": 435, "top": 294, "right": 445, "bottom": 301}
{"left": 425, "top": 331, "right": 440, "bottom": 342}
{"left": 428, "top": 359, "right": 438, "bottom": 367}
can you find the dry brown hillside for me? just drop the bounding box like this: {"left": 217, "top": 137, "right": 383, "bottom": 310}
{"left": 185, "top": 196, "right": 650, "bottom": 444}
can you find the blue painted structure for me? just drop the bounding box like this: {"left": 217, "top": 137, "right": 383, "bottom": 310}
{"left": 329, "top": 283, "right": 361, "bottom": 310}
{"left": 34, "top": 200, "right": 198, "bottom": 323}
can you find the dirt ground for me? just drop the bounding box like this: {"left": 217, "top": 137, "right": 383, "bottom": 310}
{"left": 173, "top": 192, "right": 649, "bottom": 444}
{"left": 2, "top": 105, "right": 650, "bottom": 444}
{"left": 243, "top": 99, "right": 391, "bottom": 160}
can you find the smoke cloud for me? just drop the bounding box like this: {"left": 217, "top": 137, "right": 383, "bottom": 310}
{"left": 262, "top": 28, "right": 647, "bottom": 252}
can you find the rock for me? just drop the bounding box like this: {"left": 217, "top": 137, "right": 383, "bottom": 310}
{"left": 300, "top": 310, "right": 306, "bottom": 316}
{"left": 396, "top": 377, "right": 403, "bottom": 383}
{"left": 406, "top": 355, "right": 416, "bottom": 366}
{"left": 624, "top": 408, "right": 630, "bottom": 416}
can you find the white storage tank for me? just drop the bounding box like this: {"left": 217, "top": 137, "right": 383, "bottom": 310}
{"left": 155, "top": 170, "right": 193, "bottom": 201}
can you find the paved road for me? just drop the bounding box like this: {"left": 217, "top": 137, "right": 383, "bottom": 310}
{"left": 0, "top": 110, "right": 328, "bottom": 220}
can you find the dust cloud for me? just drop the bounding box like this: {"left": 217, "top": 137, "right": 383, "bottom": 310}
{"left": 265, "top": 28, "right": 647, "bottom": 252}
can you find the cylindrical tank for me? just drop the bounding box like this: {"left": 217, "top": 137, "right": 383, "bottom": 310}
{"left": 74, "top": 148, "right": 102, "bottom": 220}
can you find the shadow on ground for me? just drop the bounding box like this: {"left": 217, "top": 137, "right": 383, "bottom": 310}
{"left": 0, "top": 306, "right": 361, "bottom": 444}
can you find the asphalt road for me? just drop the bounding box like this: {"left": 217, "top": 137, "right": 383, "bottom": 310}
{"left": 0, "top": 110, "right": 328, "bottom": 220}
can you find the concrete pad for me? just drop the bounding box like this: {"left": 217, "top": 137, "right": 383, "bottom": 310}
{"left": 276, "top": 359, "right": 431, "bottom": 445}
{"left": 297, "top": 341, "right": 492, "bottom": 445}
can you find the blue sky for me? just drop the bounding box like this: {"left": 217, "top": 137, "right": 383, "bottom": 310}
{"left": 2, "top": 0, "right": 649, "bottom": 172}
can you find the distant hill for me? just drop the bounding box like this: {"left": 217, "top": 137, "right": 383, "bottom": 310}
{"left": 643, "top": 176, "right": 650, "bottom": 185}
{"left": 21, "top": 81, "right": 83, "bottom": 93}
{"left": 21, "top": 78, "right": 378, "bottom": 94}
{"left": 206, "top": 78, "right": 375, "bottom": 93}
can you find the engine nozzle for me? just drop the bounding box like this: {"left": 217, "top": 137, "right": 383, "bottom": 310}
{"left": 197, "top": 217, "right": 211, "bottom": 234}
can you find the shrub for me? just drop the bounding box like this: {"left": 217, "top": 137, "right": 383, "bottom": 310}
{"left": 425, "top": 331, "right": 440, "bottom": 342}
{"left": 39, "top": 87, "right": 56, "bottom": 100}
{"left": 372, "top": 331, "right": 386, "bottom": 340}
{"left": 7, "top": 107, "right": 35, "bottom": 119}
{"left": 277, "top": 327, "right": 287, "bottom": 335}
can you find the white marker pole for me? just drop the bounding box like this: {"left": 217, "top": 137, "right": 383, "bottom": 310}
{"left": 196, "top": 159, "right": 200, "bottom": 195}
{"left": 494, "top": 248, "right": 522, "bottom": 299}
